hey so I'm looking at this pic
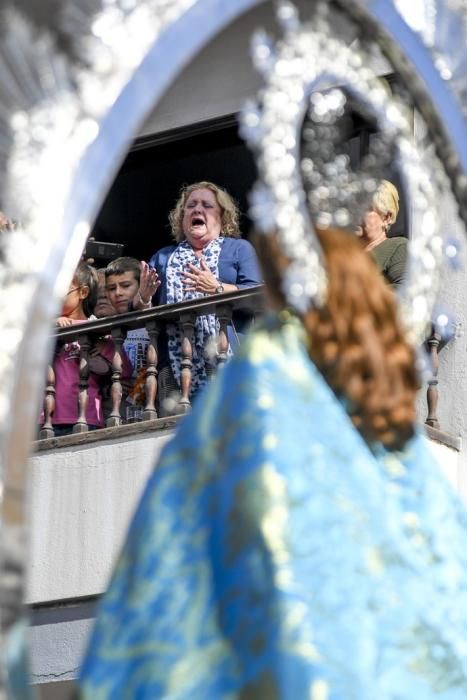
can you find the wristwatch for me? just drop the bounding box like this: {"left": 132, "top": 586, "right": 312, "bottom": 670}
{"left": 215, "top": 283, "right": 225, "bottom": 294}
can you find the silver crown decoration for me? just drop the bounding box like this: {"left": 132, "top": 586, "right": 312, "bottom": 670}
{"left": 241, "top": 0, "right": 447, "bottom": 346}
{"left": 299, "top": 88, "right": 402, "bottom": 232}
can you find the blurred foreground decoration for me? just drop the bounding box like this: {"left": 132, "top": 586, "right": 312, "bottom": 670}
{"left": 242, "top": 0, "right": 444, "bottom": 344}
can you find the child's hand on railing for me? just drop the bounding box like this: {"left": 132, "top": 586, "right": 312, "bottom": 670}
{"left": 56, "top": 316, "right": 74, "bottom": 327}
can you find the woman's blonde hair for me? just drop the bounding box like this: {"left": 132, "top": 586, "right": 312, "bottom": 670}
{"left": 255, "top": 227, "right": 418, "bottom": 451}
{"left": 168, "top": 181, "right": 241, "bottom": 243}
{"left": 373, "top": 180, "right": 400, "bottom": 230}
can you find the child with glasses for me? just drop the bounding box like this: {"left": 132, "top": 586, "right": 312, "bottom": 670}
{"left": 40, "top": 262, "right": 131, "bottom": 437}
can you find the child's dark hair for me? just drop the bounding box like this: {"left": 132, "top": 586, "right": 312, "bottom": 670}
{"left": 74, "top": 262, "right": 98, "bottom": 317}
{"left": 105, "top": 257, "right": 141, "bottom": 281}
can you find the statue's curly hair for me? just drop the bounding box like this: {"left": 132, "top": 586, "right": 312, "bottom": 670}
{"left": 168, "top": 181, "right": 241, "bottom": 242}
{"left": 255, "top": 226, "right": 418, "bottom": 451}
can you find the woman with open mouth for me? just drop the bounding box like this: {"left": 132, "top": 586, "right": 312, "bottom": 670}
{"left": 148, "top": 181, "right": 262, "bottom": 412}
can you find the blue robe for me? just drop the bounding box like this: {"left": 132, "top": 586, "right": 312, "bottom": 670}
{"left": 80, "top": 313, "right": 467, "bottom": 699}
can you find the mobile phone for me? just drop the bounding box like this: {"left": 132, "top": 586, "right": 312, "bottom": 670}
{"left": 84, "top": 240, "right": 124, "bottom": 262}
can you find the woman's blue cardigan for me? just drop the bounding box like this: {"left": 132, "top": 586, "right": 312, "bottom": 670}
{"left": 148, "top": 237, "right": 262, "bottom": 366}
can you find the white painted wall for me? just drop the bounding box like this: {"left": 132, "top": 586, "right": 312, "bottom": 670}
{"left": 412, "top": 111, "right": 467, "bottom": 503}
{"left": 433, "top": 209, "right": 467, "bottom": 503}
{"left": 27, "top": 430, "right": 173, "bottom": 604}
{"left": 30, "top": 601, "right": 96, "bottom": 688}
{"left": 139, "top": 1, "right": 268, "bottom": 135}
{"left": 139, "top": 0, "right": 389, "bottom": 137}
{"left": 427, "top": 437, "right": 461, "bottom": 495}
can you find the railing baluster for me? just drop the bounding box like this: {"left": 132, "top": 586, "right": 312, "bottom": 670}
{"left": 73, "top": 334, "right": 91, "bottom": 434}
{"left": 143, "top": 320, "right": 160, "bottom": 421}
{"left": 425, "top": 329, "right": 441, "bottom": 430}
{"left": 178, "top": 312, "right": 195, "bottom": 413}
{"left": 216, "top": 304, "right": 232, "bottom": 367}
{"left": 40, "top": 364, "right": 56, "bottom": 439}
{"left": 36, "top": 288, "right": 264, "bottom": 440}
{"left": 107, "top": 326, "right": 124, "bottom": 428}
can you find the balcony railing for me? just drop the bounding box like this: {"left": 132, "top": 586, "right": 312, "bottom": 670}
{"left": 38, "top": 288, "right": 452, "bottom": 442}
{"left": 423, "top": 327, "right": 459, "bottom": 450}
{"left": 425, "top": 329, "right": 443, "bottom": 430}
{"left": 39, "top": 287, "right": 264, "bottom": 439}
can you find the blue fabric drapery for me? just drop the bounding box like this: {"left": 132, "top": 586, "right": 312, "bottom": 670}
{"left": 80, "top": 314, "right": 467, "bottom": 699}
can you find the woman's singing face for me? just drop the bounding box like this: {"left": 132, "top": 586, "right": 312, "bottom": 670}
{"left": 182, "top": 188, "right": 223, "bottom": 249}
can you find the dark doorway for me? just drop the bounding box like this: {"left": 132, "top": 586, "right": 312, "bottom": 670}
{"left": 91, "top": 107, "right": 407, "bottom": 264}
{"left": 91, "top": 116, "right": 258, "bottom": 262}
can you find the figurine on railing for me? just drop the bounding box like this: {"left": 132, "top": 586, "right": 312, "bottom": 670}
{"left": 148, "top": 181, "right": 262, "bottom": 412}
{"left": 39, "top": 262, "right": 132, "bottom": 438}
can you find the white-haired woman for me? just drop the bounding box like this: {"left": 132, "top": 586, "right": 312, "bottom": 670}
{"left": 357, "top": 179, "right": 407, "bottom": 286}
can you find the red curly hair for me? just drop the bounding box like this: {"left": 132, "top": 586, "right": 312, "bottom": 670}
{"left": 255, "top": 227, "right": 418, "bottom": 450}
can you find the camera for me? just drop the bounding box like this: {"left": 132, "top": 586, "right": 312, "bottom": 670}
{"left": 84, "top": 240, "right": 124, "bottom": 262}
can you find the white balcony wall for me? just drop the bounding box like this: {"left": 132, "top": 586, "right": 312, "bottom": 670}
{"left": 429, "top": 439, "right": 462, "bottom": 495}
{"left": 27, "top": 429, "right": 173, "bottom": 604}
{"left": 413, "top": 111, "right": 466, "bottom": 502}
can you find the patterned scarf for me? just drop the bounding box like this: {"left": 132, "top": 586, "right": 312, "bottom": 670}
{"left": 166, "top": 238, "right": 231, "bottom": 395}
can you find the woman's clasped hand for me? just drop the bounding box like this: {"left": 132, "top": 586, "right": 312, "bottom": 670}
{"left": 182, "top": 259, "right": 223, "bottom": 295}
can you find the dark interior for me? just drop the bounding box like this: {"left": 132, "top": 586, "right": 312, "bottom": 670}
{"left": 91, "top": 117, "right": 257, "bottom": 262}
